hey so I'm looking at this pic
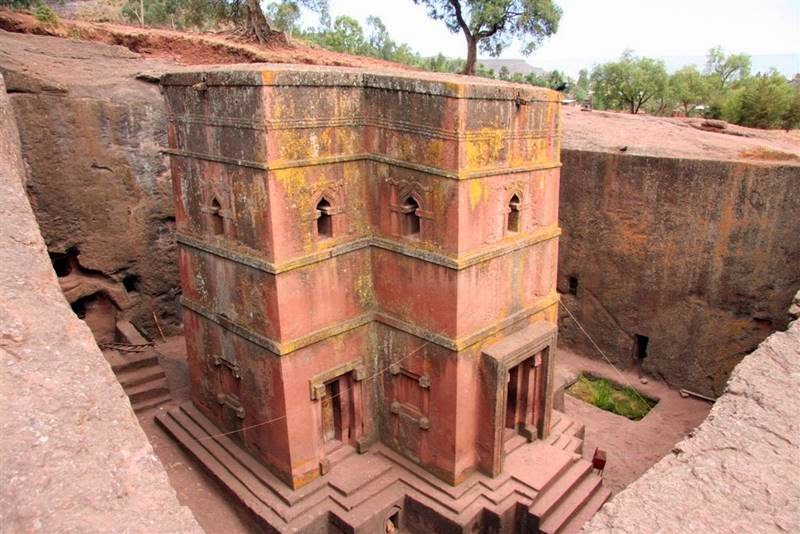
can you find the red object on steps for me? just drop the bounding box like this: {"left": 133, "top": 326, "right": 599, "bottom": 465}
{"left": 592, "top": 448, "right": 607, "bottom": 474}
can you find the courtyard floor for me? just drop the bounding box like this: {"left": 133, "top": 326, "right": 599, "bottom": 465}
{"left": 556, "top": 348, "right": 712, "bottom": 494}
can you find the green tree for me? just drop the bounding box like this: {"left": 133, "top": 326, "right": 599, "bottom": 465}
{"left": 323, "top": 15, "right": 366, "bottom": 54}
{"left": 229, "top": 0, "right": 327, "bottom": 44}
{"left": 498, "top": 65, "right": 510, "bottom": 80}
{"left": 591, "top": 50, "right": 668, "bottom": 114}
{"left": 705, "top": 46, "right": 751, "bottom": 90}
{"left": 265, "top": 1, "right": 301, "bottom": 35}
{"left": 723, "top": 70, "right": 798, "bottom": 129}
{"left": 573, "top": 68, "right": 590, "bottom": 101}
{"left": 669, "top": 65, "right": 708, "bottom": 115}
{"left": 366, "top": 16, "right": 396, "bottom": 59}
{"left": 546, "top": 69, "right": 567, "bottom": 91}
{"left": 412, "top": 0, "right": 561, "bottom": 75}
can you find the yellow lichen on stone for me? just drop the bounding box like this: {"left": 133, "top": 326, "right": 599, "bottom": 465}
{"left": 468, "top": 179, "right": 485, "bottom": 211}
{"left": 354, "top": 274, "right": 376, "bottom": 309}
{"left": 465, "top": 129, "right": 504, "bottom": 171}
{"left": 424, "top": 139, "right": 444, "bottom": 167}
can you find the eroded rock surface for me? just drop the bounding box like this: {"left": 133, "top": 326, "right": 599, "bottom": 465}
{"left": 584, "top": 318, "right": 800, "bottom": 533}
{"left": 0, "top": 29, "right": 182, "bottom": 338}
{"left": 0, "top": 72, "right": 200, "bottom": 533}
{"left": 558, "top": 148, "right": 800, "bottom": 396}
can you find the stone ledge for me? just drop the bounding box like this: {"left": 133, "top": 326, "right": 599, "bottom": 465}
{"left": 163, "top": 147, "right": 562, "bottom": 180}
{"left": 160, "top": 64, "right": 561, "bottom": 102}
{"left": 181, "top": 292, "right": 560, "bottom": 355}
{"left": 176, "top": 225, "right": 560, "bottom": 274}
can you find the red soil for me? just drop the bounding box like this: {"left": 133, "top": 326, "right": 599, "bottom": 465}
{"left": 0, "top": 9, "right": 418, "bottom": 70}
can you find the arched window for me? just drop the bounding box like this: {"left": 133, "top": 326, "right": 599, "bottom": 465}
{"left": 507, "top": 194, "right": 521, "bottom": 233}
{"left": 316, "top": 197, "right": 333, "bottom": 239}
{"left": 210, "top": 198, "right": 224, "bottom": 236}
{"left": 401, "top": 196, "right": 420, "bottom": 237}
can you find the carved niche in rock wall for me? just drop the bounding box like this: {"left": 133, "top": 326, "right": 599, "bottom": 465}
{"left": 201, "top": 184, "right": 234, "bottom": 239}
{"left": 487, "top": 180, "right": 533, "bottom": 243}
{"left": 296, "top": 180, "right": 347, "bottom": 240}
{"left": 386, "top": 178, "right": 433, "bottom": 240}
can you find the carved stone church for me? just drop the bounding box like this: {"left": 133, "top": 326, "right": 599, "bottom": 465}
{"left": 157, "top": 64, "right": 608, "bottom": 533}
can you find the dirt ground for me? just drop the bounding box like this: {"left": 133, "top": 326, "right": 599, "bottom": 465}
{"left": 0, "top": 8, "right": 418, "bottom": 71}
{"left": 140, "top": 336, "right": 712, "bottom": 531}
{"left": 561, "top": 106, "right": 800, "bottom": 164}
{"left": 557, "top": 348, "right": 713, "bottom": 494}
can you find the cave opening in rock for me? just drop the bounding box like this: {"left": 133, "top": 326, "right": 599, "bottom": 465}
{"left": 633, "top": 334, "right": 649, "bottom": 361}
{"left": 568, "top": 275, "right": 579, "bottom": 295}
{"left": 70, "top": 291, "right": 118, "bottom": 344}
{"left": 123, "top": 273, "right": 140, "bottom": 293}
{"left": 49, "top": 247, "right": 80, "bottom": 277}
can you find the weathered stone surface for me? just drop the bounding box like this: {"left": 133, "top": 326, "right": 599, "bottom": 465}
{"left": 790, "top": 290, "right": 800, "bottom": 320}
{"left": 0, "top": 73, "right": 200, "bottom": 533}
{"left": 558, "top": 148, "right": 800, "bottom": 396}
{"left": 0, "top": 30, "right": 183, "bottom": 338}
{"left": 164, "top": 64, "right": 564, "bottom": 492}
{"left": 156, "top": 64, "right": 613, "bottom": 532}
{"left": 583, "top": 318, "right": 800, "bottom": 534}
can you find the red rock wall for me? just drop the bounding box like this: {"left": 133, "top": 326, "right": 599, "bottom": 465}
{"left": 558, "top": 149, "right": 800, "bottom": 396}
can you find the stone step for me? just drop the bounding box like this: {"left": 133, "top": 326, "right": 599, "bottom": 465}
{"left": 565, "top": 436, "right": 583, "bottom": 455}
{"left": 559, "top": 486, "right": 612, "bottom": 534}
{"left": 539, "top": 472, "right": 603, "bottom": 534}
{"left": 131, "top": 392, "right": 171, "bottom": 413}
{"left": 155, "top": 408, "right": 288, "bottom": 530}
{"left": 550, "top": 434, "right": 584, "bottom": 455}
{"left": 157, "top": 402, "right": 600, "bottom": 533}
{"left": 115, "top": 319, "right": 149, "bottom": 345}
{"left": 176, "top": 403, "right": 302, "bottom": 507}
{"left": 547, "top": 417, "right": 575, "bottom": 444}
{"left": 160, "top": 405, "right": 405, "bottom": 530}
{"left": 124, "top": 376, "right": 169, "bottom": 404}
{"left": 105, "top": 349, "right": 159, "bottom": 374}
{"left": 504, "top": 433, "right": 528, "bottom": 455}
{"left": 529, "top": 460, "right": 591, "bottom": 521}
{"left": 117, "top": 364, "right": 166, "bottom": 389}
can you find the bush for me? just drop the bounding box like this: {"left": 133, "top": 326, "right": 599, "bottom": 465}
{"left": 721, "top": 71, "right": 799, "bottom": 129}
{"left": 34, "top": 1, "right": 58, "bottom": 24}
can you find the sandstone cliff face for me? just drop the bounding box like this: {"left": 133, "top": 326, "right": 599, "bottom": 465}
{"left": 0, "top": 30, "right": 181, "bottom": 337}
{"left": 558, "top": 149, "right": 800, "bottom": 396}
{"left": 0, "top": 71, "right": 201, "bottom": 533}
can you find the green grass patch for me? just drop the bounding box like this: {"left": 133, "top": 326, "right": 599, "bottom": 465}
{"left": 567, "top": 373, "right": 657, "bottom": 421}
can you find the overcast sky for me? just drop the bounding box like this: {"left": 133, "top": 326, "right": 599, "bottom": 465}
{"left": 301, "top": 0, "right": 800, "bottom": 76}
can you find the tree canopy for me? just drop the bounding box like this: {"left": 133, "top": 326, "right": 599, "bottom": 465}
{"left": 669, "top": 65, "right": 709, "bottom": 115}
{"left": 412, "top": 0, "right": 561, "bottom": 75}
{"left": 705, "top": 46, "right": 751, "bottom": 89}
{"left": 586, "top": 47, "right": 799, "bottom": 130}
{"left": 591, "top": 50, "right": 668, "bottom": 114}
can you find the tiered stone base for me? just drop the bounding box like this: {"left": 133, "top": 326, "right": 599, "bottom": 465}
{"left": 156, "top": 403, "right": 609, "bottom": 533}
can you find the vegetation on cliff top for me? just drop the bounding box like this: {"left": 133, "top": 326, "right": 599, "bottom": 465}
{"left": 1, "top": 0, "right": 797, "bottom": 129}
